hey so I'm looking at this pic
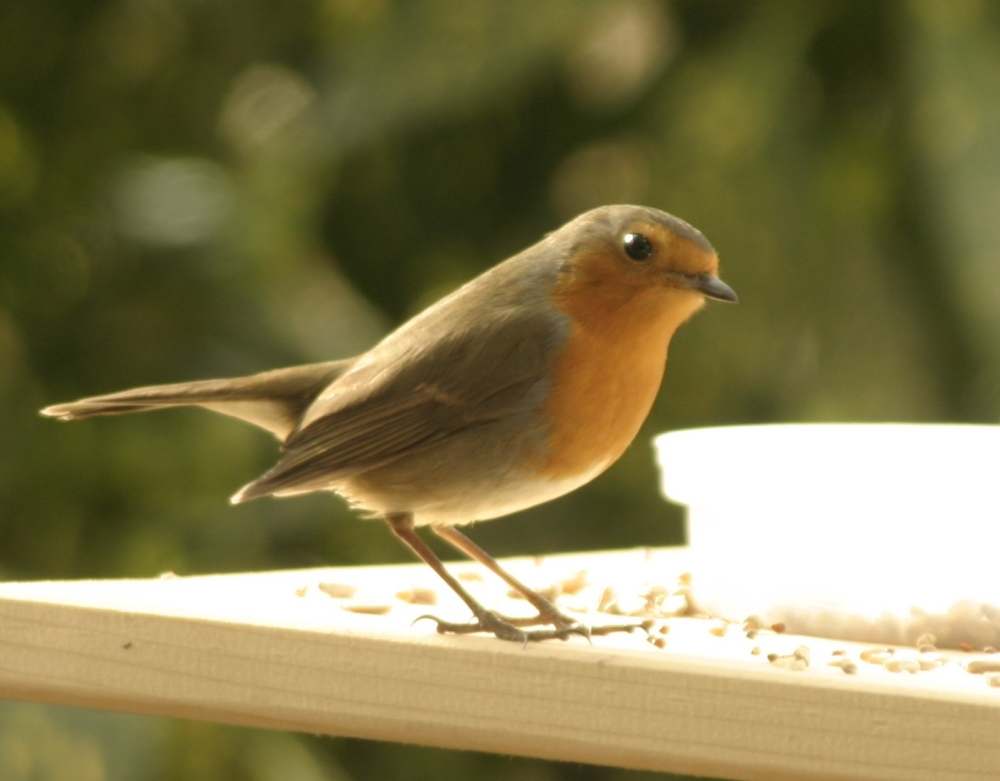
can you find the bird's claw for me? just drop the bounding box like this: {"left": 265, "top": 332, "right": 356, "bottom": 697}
{"left": 415, "top": 612, "right": 583, "bottom": 644}
{"left": 413, "top": 610, "right": 648, "bottom": 644}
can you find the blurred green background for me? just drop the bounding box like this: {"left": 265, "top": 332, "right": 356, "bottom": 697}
{"left": 2, "top": 0, "right": 999, "bottom": 779}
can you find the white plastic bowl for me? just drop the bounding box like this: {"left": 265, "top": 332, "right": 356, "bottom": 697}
{"left": 655, "top": 424, "right": 1000, "bottom": 644}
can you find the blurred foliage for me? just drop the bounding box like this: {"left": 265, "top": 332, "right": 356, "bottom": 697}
{"left": 1, "top": 0, "right": 999, "bottom": 779}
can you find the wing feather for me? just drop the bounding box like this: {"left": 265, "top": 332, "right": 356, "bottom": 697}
{"left": 232, "top": 307, "right": 563, "bottom": 502}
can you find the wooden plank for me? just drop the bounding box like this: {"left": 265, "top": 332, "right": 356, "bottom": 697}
{"left": 0, "top": 548, "right": 998, "bottom": 781}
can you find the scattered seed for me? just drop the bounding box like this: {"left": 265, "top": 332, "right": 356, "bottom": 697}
{"left": 918, "top": 654, "right": 946, "bottom": 671}
{"left": 709, "top": 624, "right": 728, "bottom": 638}
{"left": 294, "top": 586, "right": 308, "bottom": 597}
{"left": 122, "top": 641, "right": 133, "bottom": 650}
{"left": 960, "top": 641, "right": 974, "bottom": 652}
{"left": 597, "top": 587, "right": 617, "bottom": 613}
{"left": 743, "top": 614, "right": 766, "bottom": 631}
{"left": 987, "top": 674, "right": 1000, "bottom": 688}
{"left": 743, "top": 615, "right": 764, "bottom": 639}
{"left": 457, "top": 571, "right": 483, "bottom": 582}
{"left": 769, "top": 646, "right": 809, "bottom": 671}
{"left": 341, "top": 603, "right": 392, "bottom": 615}
{"left": 831, "top": 649, "right": 846, "bottom": 657}
{"left": 984, "top": 647, "right": 998, "bottom": 654}
{"left": 650, "top": 636, "right": 667, "bottom": 650}
{"left": 966, "top": 660, "right": 1000, "bottom": 675}
{"left": 533, "top": 555, "right": 545, "bottom": 567}
{"left": 750, "top": 646, "right": 761, "bottom": 656}
{"left": 537, "top": 585, "right": 560, "bottom": 601}
{"left": 641, "top": 585, "right": 668, "bottom": 611}
{"left": 678, "top": 572, "right": 693, "bottom": 586}
{"left": 884, "top": 658, "right": 920, "bottom": 674}
{"left": 396, "top": 587, "right": 437, "bottom": 605}
{"left": 318, "top": 582, "right": 357, "bottom": 599}
{"left": 770, "top": 622, "right": 787, "bottom": 634}
{"left": 828, "top": 657, "right": 857, "bottom": 675}
{"left": 658, "top": 624, "right": 671, "bottom": 635}
{"left": 558, "top": 571, "right": 588, "bottom": 595}
{"left": 861, "top": 647, "right": 893, "bottom": 664}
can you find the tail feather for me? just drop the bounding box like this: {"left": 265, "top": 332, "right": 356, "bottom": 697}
{"left": 41, "top": 359, "right": 355, "bottom": 441}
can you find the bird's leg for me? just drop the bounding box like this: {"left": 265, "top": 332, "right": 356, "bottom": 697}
{"left": 385, "top": 513, "right": 591, "bottom": 643}
{"left": 431, "top": 525, "right": 646, "bottom": 638}
{"left": 431, "top": 525, "right": 575, "bottom": 629}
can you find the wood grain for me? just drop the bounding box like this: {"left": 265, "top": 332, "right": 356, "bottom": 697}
{"left": 0, "top": 549, "right": 997, "bottom": 781}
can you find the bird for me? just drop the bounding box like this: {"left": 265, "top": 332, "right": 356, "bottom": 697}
{"left": 42, "top": 204, "right": 737, "bottom": 643}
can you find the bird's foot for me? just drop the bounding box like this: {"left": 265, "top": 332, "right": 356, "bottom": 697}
{"left": 414, "top": 610, "right": 587, "bottom": 643}
{"left": 507, "top": 601, "right": 652, "bottom": 639}
{"left": 414, "top": 609, "right": 650, "bottom": 644}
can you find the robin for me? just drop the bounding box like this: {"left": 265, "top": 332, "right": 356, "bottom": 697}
{"left": 43, "top": 204, "right": 737, "bottom": 642}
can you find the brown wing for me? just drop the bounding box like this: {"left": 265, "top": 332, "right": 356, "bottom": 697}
{"left": 231, "top": 308, "right": 562, "bottom": 502}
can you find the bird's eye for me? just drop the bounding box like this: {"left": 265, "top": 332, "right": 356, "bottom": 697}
{"left": 623, "top": 232, "right": 653, "bottom": 261}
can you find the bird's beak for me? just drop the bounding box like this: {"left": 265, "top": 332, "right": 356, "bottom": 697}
{"left": 689, "top": 273, "right": 738, "bottom": 303}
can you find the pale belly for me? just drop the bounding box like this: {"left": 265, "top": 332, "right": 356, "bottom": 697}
{"left": 331, "top": 424, "right": 615, "bottom": 527}
{"left": 407, "top": 461, "right": 610, "bottom": 527}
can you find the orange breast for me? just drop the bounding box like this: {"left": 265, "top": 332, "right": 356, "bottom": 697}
{"left": 536, "top": 268, "right": 705, "bottom": 482}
